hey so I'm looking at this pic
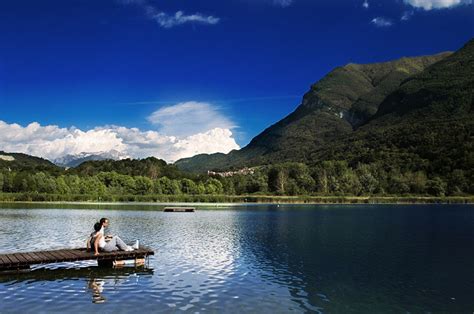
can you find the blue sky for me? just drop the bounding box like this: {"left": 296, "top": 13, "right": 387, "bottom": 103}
{"left": 0, "top": 0, "right": 472, "bottom": 162}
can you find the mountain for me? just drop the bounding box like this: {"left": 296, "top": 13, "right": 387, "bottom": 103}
{"left": 314, "top": 39, "right": 474, "bottom": 174}
{"left": 0, "top": 150, "right": 190, "bottom": 180}
{"left": 53, "top": 150, "right": 129, "bottom": 168}
{"left": 68, "top": 156, "right": 187, "bottom": 179}
{"left": 0, "top": 151, "right": 62, "bottom": 174}
{"left": 175, "top": 49, "right": 455, "bottom": 172}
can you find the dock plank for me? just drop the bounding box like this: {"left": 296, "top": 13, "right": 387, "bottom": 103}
{"left": 45, "top": 251, "right": 65, "bottom": 262}
{"left": 24, "top": 253, "right": 42, "bottom": 263}
{"left": 62, "top": 249, "right": 85, "bottom": 259}
{"left": 0, "top": 247, "right": 154, "bottom": 271}
{"left": 30, "top": 251, "right": 49, "bottom": 262}
{"left": 0, "top": 255, "right": 10, "bottom": 265}
{"left": 37, "top": 251, "right": 57, "bottom": 262}
{"left": 54, "top": 250, "right": 73, "bottom": 261}
{"left": 6, "top": 254, "right": 20, "bottom": 265}
{"left": 12, "top": 253, "right": 29, "bottom": 264}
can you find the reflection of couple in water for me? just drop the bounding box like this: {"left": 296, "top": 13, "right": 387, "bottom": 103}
{"left": 88, "top": 277, "right": 106, "bottom": 304}
{"left": 87, "top": 217, "right": 139, "bottom": 255}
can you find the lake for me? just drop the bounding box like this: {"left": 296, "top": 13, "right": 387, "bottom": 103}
{"left": 0, "top": 204, "right": 473, "bottom": 313}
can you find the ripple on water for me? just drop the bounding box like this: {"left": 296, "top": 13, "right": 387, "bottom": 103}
{"left": 1, "top": 205, "right": 474, "bottom": 313}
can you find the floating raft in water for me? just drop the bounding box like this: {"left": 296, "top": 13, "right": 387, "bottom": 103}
{"left": 163, "top": 207, "right": 195, "bottom": 212}
{"left": 0, "top": 247, "right": 154, "bottom": 271}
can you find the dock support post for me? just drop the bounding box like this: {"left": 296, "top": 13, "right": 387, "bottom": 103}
{"left": 97, "top": 259, "right": 114, "bottom": 268}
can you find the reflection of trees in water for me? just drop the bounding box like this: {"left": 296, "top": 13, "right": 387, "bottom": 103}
{"left": 237, "top": 207, "right": 403, "bottom": 311}
{"left": 236, "top": 207, "right": 326, "bottom": 311}
{"left": 237, "top": 206, "right": 474, "bottom": 312}
{"left": 0, "top": 266, "right": 154, "bottom": 304}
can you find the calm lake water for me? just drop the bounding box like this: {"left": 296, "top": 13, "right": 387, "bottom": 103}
{"left": 0, "top": 203, "right": 473, "bottom": 313}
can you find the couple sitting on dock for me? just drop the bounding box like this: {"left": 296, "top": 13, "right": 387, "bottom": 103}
{"left": 87, "top": 218, "right": 139, "bottom": 256}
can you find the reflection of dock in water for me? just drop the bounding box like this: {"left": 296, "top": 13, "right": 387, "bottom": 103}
{"left": 0, "top": 266, "right": 154, "bottom": 304}
{"left": 163, "top": 207, "right": 195, "bottom": 212}
{"left": 0, "top": 265, "right": 154, "bottom": 282}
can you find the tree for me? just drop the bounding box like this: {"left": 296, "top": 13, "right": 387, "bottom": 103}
{"left": 426, "top": 177, "right": 447, "bottom": 196}
{"left": 245, "top": 174, "right": 267, "bottom": 194}
{"left": 2, "top": 171, "right": 14, "bottom": 192}
{"left": 180, "top": 179, "right": 197, "bottom": 194}
{"left": 65, "top": 175, "right": 81, "bottom": 194}
{"left": 287, "top": 163, "right": 315, "bottom": 193}
{"left": 446, "top": 169, "right": 468, "bottom": 195}
{"left": 232, "top": 175, "right": 248, "bottom": 195}
{"left": 56, "top": 176, "right": 71, "bottom": 194}
{"left": 80, "top": 176, "right": 106, "bottom": 196}
{"left": 152, "top": 179, "right": 163, "bottom": 194}
{"left": 158, "top": 177, "right": 181, "bottom": 195}
{"left": 13, "top": 172, "right": 30, "bottom": 192}
{"left": 356, "top": 164, "right": 378, "bottom": 195}
{"left": 268, "top": 166, "right": 287, "bottom": 194}
{"left": 221, "top": 178, "right": 236, "bottom": 195}
{"left": 135, "top": 176, "right": 153, "bottom": 195}
{"left": 33, "top": 172, "right": 57, "bottom": 194}
{"left": 205, "top": 178, "right": 224, "bottom": 194}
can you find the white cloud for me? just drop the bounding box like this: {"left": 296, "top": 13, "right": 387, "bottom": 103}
{"left": 371, "top": 17, "right": 393, "bottom": 27}
{"left": 107, "top": 125, "right": 239, "bottom": 162}
{"left": 401, "top": 10, "right": 414, "bottom": 20}
{"left": 146, "top": 9, "right": 220, "bottom": 28}
{"left": 403, "top": 0, "right": 472, "bottom": 10}
{"left": 171, "top": 128, "right": 239, "bottom": 161}
{"left": 147, "top": 101, "right": 236, "bottom": 137}
{"left": 0, "top": 112, "right": 240, "bottom": 163}
{"left": 362, "top": 0, "right": 369, "bottom": 9}
{"left": 121, "top": 0, "right": 220, "bottom": 28}
{"left": 0, "top": 121, "right": 128, "bottom": 161}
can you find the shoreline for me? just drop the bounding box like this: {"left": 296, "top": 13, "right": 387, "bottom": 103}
{"left": 0, "top": 195, "right": 473, "bottom": 206}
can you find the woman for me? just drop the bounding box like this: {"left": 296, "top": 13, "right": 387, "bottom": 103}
{"left": 90, "top": 222, "right": 138, "bottom": 255}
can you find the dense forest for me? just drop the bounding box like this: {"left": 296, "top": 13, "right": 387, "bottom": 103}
{"left": 0, "top": 156, "right": 471, "bottom": 202}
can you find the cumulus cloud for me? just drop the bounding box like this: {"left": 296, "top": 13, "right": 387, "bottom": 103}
{"left": 403, "top": 0, "right": 472, "bottom": 10}
{"left": 362, "top": 0, "right": 369, "bottom": 9}
{"left": 371, "top": 17, "right": 393, "bottom": 27}
{"left": 0, "top": 121, "right": 129, "bottom": 161}
{"left": 121, "top": 0, "right": 219, "bottom": 28}
{"left": 0, "top": 102, "right": 240, "bottom": 162}
{"left": 148, "top": 101, "right": 236, "bottom": 137}
{"left": 170, "top": 128, "right": 239, "bottom": 161}
{"left": 107, "top": 125, "right": 239, "bottom": 162}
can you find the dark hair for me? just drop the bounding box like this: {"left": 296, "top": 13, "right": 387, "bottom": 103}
{"left": 99, "top": 218, "right": 108, "bottom": 225}
{"left": 94, "top": 222, "right": 102, "bottom": 232}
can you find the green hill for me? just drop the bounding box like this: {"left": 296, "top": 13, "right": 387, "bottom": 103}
{"left": 175, "top": 49, "right": 454, "bottom": 172}
{"left": 313, "top": 39, "right": 473, "bottom": 188}
{"left": 68, "top": 156, "right": 188, "bottom": 179}
{"left": 0, "top": 151, "right": 62, "bottom": 174}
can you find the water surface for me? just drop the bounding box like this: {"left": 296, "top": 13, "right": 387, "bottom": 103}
{"left": 0, "top": 204, "right": 473, "bottom": 313}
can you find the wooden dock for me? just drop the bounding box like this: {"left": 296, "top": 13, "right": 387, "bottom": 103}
{"left": 0, "top": 247, "right": 154, "bottom": 271}
{"left": 163, "top": 206, "right": 195, "bottom": 212}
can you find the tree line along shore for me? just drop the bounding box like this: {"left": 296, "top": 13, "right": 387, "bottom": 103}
{"left": 0, "top": 193, "right": 472, "bottom": 204}
{"left": 0, "top": 161, "right": 474, "bottom": 202}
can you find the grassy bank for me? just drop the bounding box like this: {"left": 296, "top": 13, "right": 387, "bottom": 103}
{"left": 0, "top": 193, "right": 472, "bottom": 204}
